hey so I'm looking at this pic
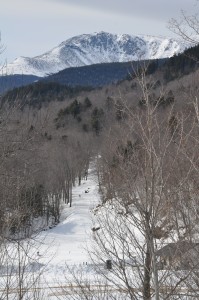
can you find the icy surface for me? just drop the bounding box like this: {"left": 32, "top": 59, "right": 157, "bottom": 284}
{"left": 1, "top": 32, "right": 186, "bottom": 77}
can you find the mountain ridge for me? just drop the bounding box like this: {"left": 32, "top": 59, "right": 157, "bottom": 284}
{"left": 2, "top": 32, "right": 186, "bottom": 77}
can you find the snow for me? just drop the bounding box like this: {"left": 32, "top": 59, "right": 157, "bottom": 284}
{"left": 0, "top": 163, "right": 195, "bottom": 299}
{"left": 0, "top": 163, "right": 103, "bottom": 298}
{"left": 37, "top": 164, "right": 100, "bottom": 274}
{"left": 1, "top": 32, "right": 186, "bottom": 77}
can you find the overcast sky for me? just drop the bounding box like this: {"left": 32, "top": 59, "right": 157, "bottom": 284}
{"left": 0, "top": 0, "right": 197, "bottom": 63}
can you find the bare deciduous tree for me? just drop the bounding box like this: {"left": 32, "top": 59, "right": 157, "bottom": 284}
{"left": 88, "top": 71, "right": 199, "bottom": 299}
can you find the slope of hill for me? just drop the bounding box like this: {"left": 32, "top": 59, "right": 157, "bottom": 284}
{"left": 42, "top": 60, "right": 165, "bottom": 88}
{"left": 0, "top": 59, "right": 167, "bottom": 95}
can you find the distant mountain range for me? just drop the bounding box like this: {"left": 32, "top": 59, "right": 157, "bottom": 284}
{"left": 0, "top": 59, "right": 166, "bottom": 94}
{"left": 2, "top": 41, "right": 199, "bottom": 108}
{"left": 1, "top": 32, "right": 186, "bottom": 77}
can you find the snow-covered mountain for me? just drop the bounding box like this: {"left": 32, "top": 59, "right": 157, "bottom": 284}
{"left": 2, "top": 32, "right": 186, "bottom": 77}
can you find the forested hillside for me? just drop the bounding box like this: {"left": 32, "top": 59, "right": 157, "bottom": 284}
{"left": 1, "top": 39, "right": 199, "bottom": 299}
{"left": 0, "top": 46, "right": 198, "bottom": 229}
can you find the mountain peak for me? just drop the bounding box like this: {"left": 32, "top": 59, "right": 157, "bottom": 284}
{"left": 2, "top": 32, "right": 186, "bottom": 77}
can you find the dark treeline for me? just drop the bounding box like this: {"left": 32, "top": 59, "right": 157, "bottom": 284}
{"left": 0, "top": 82, "right": 93, "bottom": 108}
{"left": 0, "top": 74, "right": 40, "bottom": 94}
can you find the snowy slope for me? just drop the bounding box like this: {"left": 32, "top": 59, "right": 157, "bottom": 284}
{"left": 2, "top": 32, "right": 186, "bottom": 77}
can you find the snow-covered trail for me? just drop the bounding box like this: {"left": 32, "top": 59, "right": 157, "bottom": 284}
{"left": 37, "top": 164, "right": 101, "bottom": 283}
{"left": 0, "top": 164, "right": 102, "bottom": 299}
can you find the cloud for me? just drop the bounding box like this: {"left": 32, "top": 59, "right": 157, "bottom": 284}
{"left": 0, "top": 0, "right": 197, "bottom": 62}
{"left": 47, "top": 0, "right": 197, "bottom": 21}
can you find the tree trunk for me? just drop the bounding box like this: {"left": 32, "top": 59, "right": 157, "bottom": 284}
{"left": 151, "top": 242, "right": 160, "bottom": 300}
{"left": 69, "top": 183, "right": 72, "bottom": 207}
{"left": 143, "top": 243, "right": 151, "bottom": 300}
{"left": 78, "top": 173, "right": 81, "bottom": 186}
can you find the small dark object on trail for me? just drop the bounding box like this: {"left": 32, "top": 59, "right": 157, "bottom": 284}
{"left": 91, "top": 226, "right": 100, "bottom": 232}
{"left": 106, "top": 260, "right": 112, "bottom": 270}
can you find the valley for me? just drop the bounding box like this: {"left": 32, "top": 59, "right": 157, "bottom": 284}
{"left": 0, "top": 21, "right": 199, "bottom": 299}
